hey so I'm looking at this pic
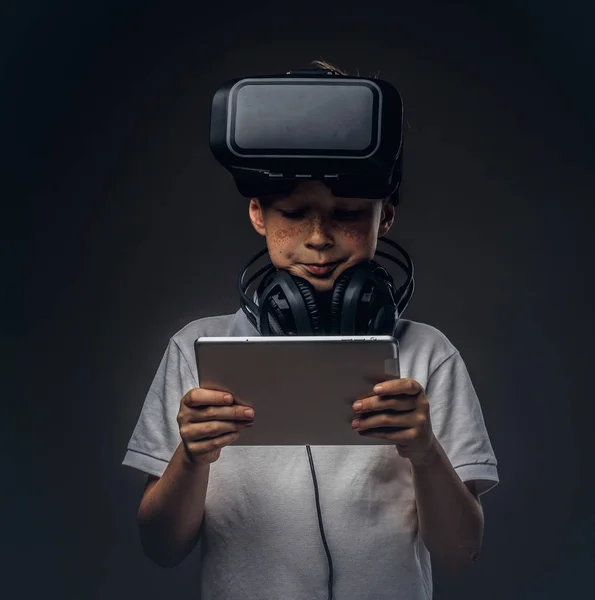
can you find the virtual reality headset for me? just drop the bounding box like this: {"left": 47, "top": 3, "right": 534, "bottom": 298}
{"left": 209, "top": 68, "right": 404, "bottom": 202}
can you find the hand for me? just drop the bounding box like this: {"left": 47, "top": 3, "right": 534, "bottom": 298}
{"left": 177, "top": 388, "right": 255, "bottom": 465}
{"left": 351, "top": 378, "right": 438, "bottom": 467}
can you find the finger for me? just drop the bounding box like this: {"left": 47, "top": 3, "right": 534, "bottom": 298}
{"left": 184, "top": 388, "right": 234, "bottom": 408}
{"left": 186, "top": 431, "right": 242, "bottom": 454}
{"left": 184, "top": 419, "right": 247, "bottom": 443}
{"left": 190, "top": 404, "right": 255, "bottom": 422}
{"left": 374, "top": 378, "right": 422, "bottom": 396}
{"left": 353, "top": 411, "right": 419, "bottom": 432}
{"left": 353, "top": 395, "right": 417, "bottom": 414}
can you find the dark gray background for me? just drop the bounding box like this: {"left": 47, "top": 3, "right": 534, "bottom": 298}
{"left": 9, "top": 0, "right": 595, "bottom": 598}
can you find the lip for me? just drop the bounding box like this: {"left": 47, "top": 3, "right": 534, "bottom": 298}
{"left": 303, "top": 261, "right": 340, "bottom": 276}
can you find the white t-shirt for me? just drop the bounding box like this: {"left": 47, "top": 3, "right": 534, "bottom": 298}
{"left": 123, "top": 308, "right": 499, "bottom": 599}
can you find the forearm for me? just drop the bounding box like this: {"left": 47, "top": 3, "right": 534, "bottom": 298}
{"left": 411, "top": 439, "right": 484, "bottom": 572}
{"left": 138, "top": 442, "right": 210, "bottom": 567}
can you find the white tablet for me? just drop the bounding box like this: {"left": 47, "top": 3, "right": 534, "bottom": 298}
{"left": 194, "top": 336, "right": 400, "bottom": 446}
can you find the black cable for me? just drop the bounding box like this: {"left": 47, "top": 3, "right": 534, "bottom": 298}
{"left": 306, "top": 445, "right": 334, "bottom": 600}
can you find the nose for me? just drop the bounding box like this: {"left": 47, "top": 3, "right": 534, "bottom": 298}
{"left": 305, "top": 215, "right": 334, "bottom": 250}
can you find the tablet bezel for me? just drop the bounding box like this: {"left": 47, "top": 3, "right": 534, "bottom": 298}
{"left": 194, "top": 335, "right": 400, "bottom": 446}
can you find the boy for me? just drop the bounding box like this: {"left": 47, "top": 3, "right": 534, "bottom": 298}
{"left": 123, "top": 62, "right": 499, "bottom": 599}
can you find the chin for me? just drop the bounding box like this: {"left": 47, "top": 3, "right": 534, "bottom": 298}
{"left": 309, "top": 278, "right": 335, "bottom": 293}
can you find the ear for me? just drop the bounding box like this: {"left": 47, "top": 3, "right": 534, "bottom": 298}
{"left": 377, "top": 197, "right": 395, "bottom": 237}
{"left": 249, "top": 198, "right": 267, "bottom": 237}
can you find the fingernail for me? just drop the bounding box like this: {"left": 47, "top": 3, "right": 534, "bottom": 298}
{"left": 352, "top": 419, "right": 360, "bottom": 429}
{"left": 374, "top": 385, "right": 383, "bottom": 393}
{"left": 353, "top": 401, "right": 363, "bottom": 412}
{"left": 244, "top": 408, "right": 255, "bottom": 418}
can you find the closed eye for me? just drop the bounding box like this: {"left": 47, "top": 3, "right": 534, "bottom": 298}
{"left": 278, "top": 210, "right": 363, "bottom": 220}
{"left": 278, "top": 210, "right": 306, "bottom": 219}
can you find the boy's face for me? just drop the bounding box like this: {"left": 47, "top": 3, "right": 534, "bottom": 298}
{"left": 248, "top": 181, "right": 395, "bottom": 293}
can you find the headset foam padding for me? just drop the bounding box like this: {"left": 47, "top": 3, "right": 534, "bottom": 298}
{"left": 292, "top": 276, "right": 324, "bottom": 334}
{"left": 329, "top": 269, "right": 353, "bottom": 335}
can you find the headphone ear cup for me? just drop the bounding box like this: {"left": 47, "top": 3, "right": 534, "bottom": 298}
{"left": 293, "top": 277, "right": 324, "bottom": 334}
{"left": 329, "top": 261, "right": 398, "bottom": 335}
{"left": 258, "top": 270, "right": 292, "bottom": 334}
{"left": 264, "top": 306, "right": 285, "bottom": 335}
{"left": 266, "top": 298, "right": 288, "bottom": 334}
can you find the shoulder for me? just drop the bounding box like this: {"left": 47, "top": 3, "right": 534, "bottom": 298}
{"left": 396, "top": 318, "right": 457, "bottom": 354}
{"left": 395, "top": 318, "right": 459, "bottom": 374}
{"left": 169, "top": 313, "right": 237, "bottom": 354}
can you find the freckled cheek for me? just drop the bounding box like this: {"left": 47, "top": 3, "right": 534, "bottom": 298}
{"left": 337, "top": 222, "right": 375, "bottom": 251}
{"left": 269, "top": 226, "right": 301, "bottom": 263}
{"left": 271, "top": 226, "right": 296, "bottom": 243}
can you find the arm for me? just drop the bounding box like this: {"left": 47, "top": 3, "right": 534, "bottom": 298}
{"left": 354, "top": 375, "right": 490, "bottom": 573}
{"left": 411, "top": 439, "right": 484, "bottom": 573}
{"left": 137, "top": 442, "right": 210, "bottom": 568}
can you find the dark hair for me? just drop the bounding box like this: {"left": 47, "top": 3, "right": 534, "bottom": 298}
{"left": 310, "top": 59, "right": 349, "bottom": 76}
{"left": 257, "top": 59, "right": 397, "bottom": 208}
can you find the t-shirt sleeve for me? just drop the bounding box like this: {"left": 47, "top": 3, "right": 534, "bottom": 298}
{"left": 425, "top": 351, "right": 499, "bottom": 496}
{"left": 122, "top": 338, "right": 198, "bottom": 478}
